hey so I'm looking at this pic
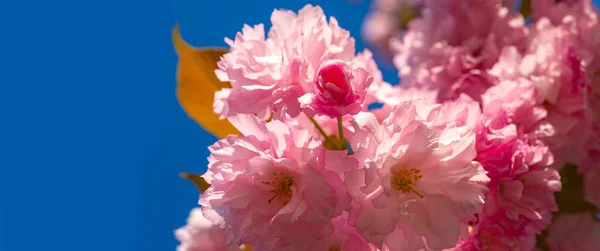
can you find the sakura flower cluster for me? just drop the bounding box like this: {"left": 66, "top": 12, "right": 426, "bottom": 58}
{"left": 213, "top": 5, "right": 389, "bottom": 120}
{"left": 379, "top": 0, "right": 599, "bottom": 249}
{"left": 175, "top": 1, "right": 600, "bottom": 250}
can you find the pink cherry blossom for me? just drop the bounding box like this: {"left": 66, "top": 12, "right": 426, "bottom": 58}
{"left": 214, "top": 5, "right": 355, "bottom": 119}
{"left": 435, "top": 94, "right": 482, "bottom": 130}
{"left": 530, "top": 109, "right": 599, "bottom": 169}
{"left": 455, "top": 220, "right": 536, "bottom": 251}
{"left": 352, "top": 49, "right": 394, "bottom": 107}
{"left": 199, "top": 115, "right": 354, "bottom": 250}
{"left": 452, "top": 109, "right": 560, "bottom": 250}
{"left": 425, "top": 74, "right": 561, "bottom": 250}
{"left": 382, "top": 86, "right": 437, "bottom": 106}
{"left": 491, "top": 20, "right": 590, "bottom": 115}
{"left": 368, "top": 87, "right": 482, "bottom": 135}
{"left": 367, "top": 86, "right": 438, "bottom": 124}
{"left": 308, "top": 212, "right": 373, "bottom": 251}
{"left": 453, "top": 157, "right": 560, "bottom": 250}
{"left": 531, "top": 0, "right": 599, "bottom": 25}
{"left": 487, "top": 15, "right": 600, "bottom": 189}
{"left": 481, "top": 79, "right": 547, "bottom": 132}
{"left": 546, "top": 212, "right": 600, "bottom": 251}
{"left": 300, "top": 59, "right": 372, "bottom": 118}
{"left": 346, "top": 100, "right": 489, "bottom": 250}
{"left": 391, "top": 0, "right": 527, "bottom": 102}
{"left": 175, "top": 208, "right": 242, "bottom": 251}
{"left": 214, "top": 5, "right": 386, "bottom": 120}
{"left": 489, "top": 15, "right": 600, "bottom": 124}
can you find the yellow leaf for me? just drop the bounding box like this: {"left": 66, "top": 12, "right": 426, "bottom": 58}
{"left": 172, "top": 25, "right": 240, "bottom": 138}
{"left": 520, "top": 0, "right": 532, "bottom": 19}
{"left": 396, "top": 3, "right": 422, "bottom": 30}
{"left": 180, "top": 173, "right": 211, "bottom": 193}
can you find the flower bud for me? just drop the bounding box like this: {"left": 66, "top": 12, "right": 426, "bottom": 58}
{"left": 300, "top": 59, "right": 372, "bottom": 118}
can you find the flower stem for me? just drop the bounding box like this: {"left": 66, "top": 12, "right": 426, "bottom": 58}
{"left": 310, "top": 117, "right": 331, "bottom": 145}
{"left": 337, "top": 118, "right": 345, "bottom": 150}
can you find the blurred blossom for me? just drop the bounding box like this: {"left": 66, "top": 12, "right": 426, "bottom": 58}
{"left": 361, "top": 0, "right": 423, "bottom": 63}
{"left": 546, "top": 212, "right": 600, "bottom": 251}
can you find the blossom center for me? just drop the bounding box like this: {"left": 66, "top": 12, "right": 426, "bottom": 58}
{"left": 392, "top": 168, "right": 424, "bottom": 198}
{"left": 263, "top": 172, "right": 294, "bottom": 205}
{"left": 328, "top": 246, "right": 341, "bottom": 251}
{"left": 317, "top": 62, "right": 350, "bottom": 104}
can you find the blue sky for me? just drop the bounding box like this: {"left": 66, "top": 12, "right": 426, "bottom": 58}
{"left": 1, "top": 0, "right": 599, "bottom": 250}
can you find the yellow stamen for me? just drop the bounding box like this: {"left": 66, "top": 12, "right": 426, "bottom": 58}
{"left": 392, "top": 168, "right": 424, "bottom": 198}
{"left": 263, "top": 172, "right": 294, "bottom": 205}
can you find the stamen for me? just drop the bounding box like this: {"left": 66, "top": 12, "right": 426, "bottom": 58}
{"left": 263, "top": 172, "right": 294, "bottom": 205}
{"left": 393, "top": 168, "right": 424, "bottom": 198}
{"left": 267, "top": 193, "right": 278, "bottom": 203}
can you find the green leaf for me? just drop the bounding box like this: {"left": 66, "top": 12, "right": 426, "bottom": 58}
{"left": 555, "top": 164, "right": 596, "bottom": 213}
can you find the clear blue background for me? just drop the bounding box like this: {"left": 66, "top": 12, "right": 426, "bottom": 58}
{"left": 0, "top": 0, "right": 391, "bottom": 250}
{"left": 1, "top": 0, "right": 598, "bottom": 251}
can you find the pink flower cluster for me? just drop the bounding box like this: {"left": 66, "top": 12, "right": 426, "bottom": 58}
{"left": 175, "top": 208, "right": 243, "bottom": 251}
{"left": 175, "top": 2, "right": 600, "bottom": 250}
{"left": 213, "top": 5, "right": 390, "bottom": 120}
{"left": 388, "top": 0, "right": 600, "bottom": 209}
